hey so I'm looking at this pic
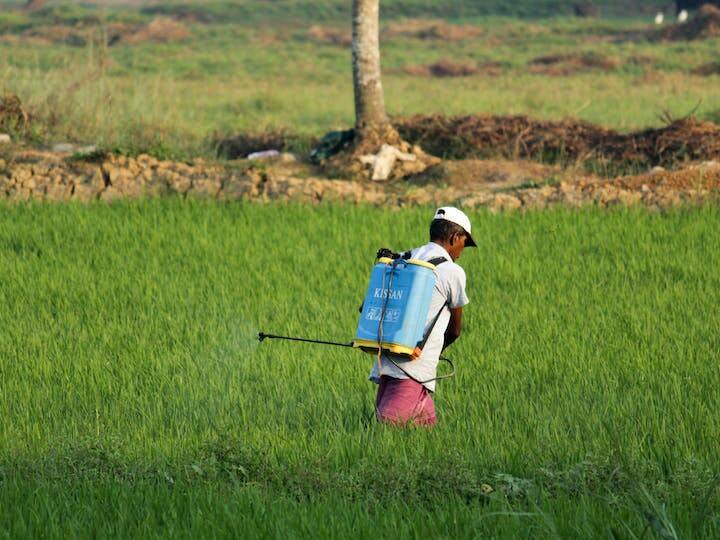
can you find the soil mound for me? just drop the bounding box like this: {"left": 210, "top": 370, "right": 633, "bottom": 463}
{"left": 692, "top": 62, "right": 720, "bottom": 75}
{"left": 216, "top": 131, "right": 315, "bottom": 160}
{"left": 529, "top": 53, "right": 620, "bottom": 76}
{"left": 12, "top": 17, "right": 188, "bottom": 46}
{"left": 306, "top": 19, "right": 483, "bottom": 46}
{"left": 394, "top": 114, "right": 720, "bottom": 168}
{"left": 307, "top": 25, "right": 352, "bottom": 46}
{"left": 404, "top": 58, "right": 482, "bottom": 78}
{"left": 0, "top": 93, "right": 31, "bottom": 135}
{"left": 655, "top": 4, "right": 720, "bottom": 40}
{"left": 122, "top": 17, "right": 189, "bottom": 45}
{"left": 384, "top": 19, "right": 484, "bottom": 41}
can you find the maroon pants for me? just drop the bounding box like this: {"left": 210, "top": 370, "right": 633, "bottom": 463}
{"left": 375, "top": 375, "right": 437, "bottom": 426}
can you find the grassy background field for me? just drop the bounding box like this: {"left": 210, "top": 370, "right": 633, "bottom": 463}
{"left": 1, "top": 1, "right": 719, "bottom": 158}
{"left": 1, "top": 201, "right": 719, "bottom": 536}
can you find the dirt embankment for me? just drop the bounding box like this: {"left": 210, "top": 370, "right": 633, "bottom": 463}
{"left": 654, "top": 4, "right": 720, "bottom": 41}
{"left": 394, "top": 115, "right": 720, "bottom": 168}
{"left": 0, "top": 16, "right": 189, "bottom": 47}
{"left": 1, "top": 151, "right": 718, "bottom": 211}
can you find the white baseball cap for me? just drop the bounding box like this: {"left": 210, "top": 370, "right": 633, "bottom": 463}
{"left": 433, "top": 207, "right": 477, "bottom": 247}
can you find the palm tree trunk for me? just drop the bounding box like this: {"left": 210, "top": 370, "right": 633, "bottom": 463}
{"left": 352, "top": 0, "right": 390, "bottom": 138}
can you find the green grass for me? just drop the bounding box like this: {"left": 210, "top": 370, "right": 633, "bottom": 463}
{"left": 2, "top": 3, "right": 720, "bottom": 158}
{"left": 1, "top": 201, "right": 719, "bottom": 536}
{"left": 0, "top": 1, "right": 673, "bottom": 25}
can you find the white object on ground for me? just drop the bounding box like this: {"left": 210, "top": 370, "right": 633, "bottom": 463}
{"left": 655, "top": 12, "right": 664, "bottom": 25}
{"left": 52, "top": 143, "right": 76, "bottom": 153}
{"left": 0, "top": 134, "right": 10, "bottom": 144}
{"left": 247, "top": 149, "right": 280, "bottom": 160}
{"left": 678, "top": 9, "right": 688, "bottom": 23}
{"left": 359, "top": 144, "right": 417, "bottom": 181}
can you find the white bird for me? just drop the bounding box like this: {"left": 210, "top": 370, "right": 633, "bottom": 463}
{"left": 678, "top": 9, "right": 689, "bottom": 23}
{"left": 655, "top": 12, "right": 664, "bottom": 25}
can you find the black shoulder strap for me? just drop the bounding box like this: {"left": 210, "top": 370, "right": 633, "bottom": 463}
{"left": 415, "top": 256, "right": 449, "bottom": 350}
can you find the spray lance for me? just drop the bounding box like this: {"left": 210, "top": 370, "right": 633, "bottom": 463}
{"left": 257, "top": 248, "right": 456, "bottom": 384}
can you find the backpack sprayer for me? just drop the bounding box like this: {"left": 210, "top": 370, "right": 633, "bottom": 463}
{"left": 258, "top": 248, "right": 455, "bottom": 384}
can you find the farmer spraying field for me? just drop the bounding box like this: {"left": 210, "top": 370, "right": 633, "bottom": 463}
{"left": 364, "top": 207, "right": 474, "bottom": 426}
{"left": 259, "top": 206, "right": 474, "bottom": 426}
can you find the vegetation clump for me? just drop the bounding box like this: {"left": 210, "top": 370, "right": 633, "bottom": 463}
{"left": 655, "top": 3, "right": 720, "bottom": 40}
{"left": 394, "top": 114, "right": 720, "bottom": 168}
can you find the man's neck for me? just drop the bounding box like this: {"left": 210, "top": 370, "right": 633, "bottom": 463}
{"left": 430, "top": 240, "right": 454, "bottom": 260}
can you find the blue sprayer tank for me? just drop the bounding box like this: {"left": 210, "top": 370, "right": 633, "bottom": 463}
{"left": 353, "top": 257, "right": 437, "bottom": 357}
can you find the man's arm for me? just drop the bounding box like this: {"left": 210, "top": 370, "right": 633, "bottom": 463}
{"left": 443, "top": 306, "right": 463, "bottom": 350}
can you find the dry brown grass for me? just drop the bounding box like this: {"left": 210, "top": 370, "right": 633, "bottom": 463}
{"left": 394, "top": 114, "right": 720, "bottom": 168}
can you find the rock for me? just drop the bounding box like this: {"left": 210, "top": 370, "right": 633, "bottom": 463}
{"left": 75, "top": 145, "right": 98, "bottom": 155}
{"left": 247, "top": 149, "right": 280, "bottom": 161}
{"left": 9, "top": 187, "right": 31, "bottom": 201}
{"left": 280, "top": 152, "right": 297, "bottom": 163}
{"left": 46, "top": 183, "right": 73, "bottom": 201}
{"left": 218, "top": 178, "right": 252, "bottom": 200}
{"left": 559, "top": 181, "right": 581, "bottom": 195}
{"left": 188, "top": 178, "right": 221, "bottom": 198}
{"left": 617, "top": 190, "right": 642, "bottom": 206}
{"left": 73, "top": 184, "right": 100, "bottom": 202}
{"left": 595, "top": 185, "right": 620, "bottom": 206}
{"left": 649, "top": 166, "right": 666, "bottom": 176}
{"left": 107, "top": 166, "right": 122, "bottom": 185}
{"left": 360, "top": 144, "right": 418, "bottom": 181}
{"left": 100, "top": 186, "right": 123, "bottom": 202}
{"left": 489, "top": 193, "right": 522, "bottom": 212}
{"left": 539, "top": 185, "right": 557, "bottom": 198}
{"left": 518, "top": 189, "right": 548, "bottom": 209}
{"left": 168, "top": 173, "right": 192, "bottom": 194}
{"left": 655, "top": 190, "right": 682, "bottom": 207}
{"left": 12, "top": 167, "right": 31, "bottom": 183}
{"left": 0, "top": 134, "right": 10, "bottom": 144}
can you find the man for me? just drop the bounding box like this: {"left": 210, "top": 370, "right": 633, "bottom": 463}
{"left": 369, "top": 207, "right": 475, "bottom": 426}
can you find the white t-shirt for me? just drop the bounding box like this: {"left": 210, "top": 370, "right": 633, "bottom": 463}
{"left": 368, "top": 242, "right": 469, "bottom": 392}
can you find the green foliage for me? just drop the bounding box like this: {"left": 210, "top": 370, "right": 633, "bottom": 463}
{"left": 1, "top": 3, "right": 719, "bottom": 158}
{"left": 0, "top": 202, "right": 719, "bottom": 535}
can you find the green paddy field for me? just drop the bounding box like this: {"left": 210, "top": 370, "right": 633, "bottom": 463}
{"left": 1, "top": 201, "right": 718, "bottom": 537}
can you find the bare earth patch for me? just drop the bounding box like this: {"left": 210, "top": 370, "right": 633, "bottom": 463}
{"left": 528, "top": 53, "right": 621, "bottom": 76}
{"left": 1, "top": 17, "right": 189, "bottom": 47}
{"left": 384, "top": 19, "right": 484, "bottom": 41}
{"left": 306, "top": 25, "right": 352, "bottom": 47}
{"left": 692, "top": 62, "right": 720, "bottom": 76}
